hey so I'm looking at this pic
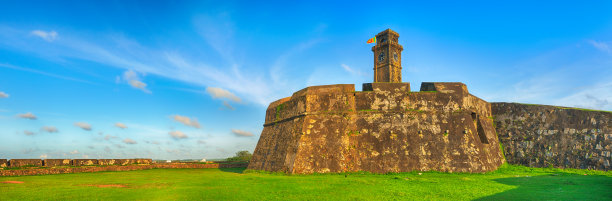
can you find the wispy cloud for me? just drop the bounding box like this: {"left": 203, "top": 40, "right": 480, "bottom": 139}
{"left": 0, "top": 63, "right": 97, "bottom": 85}
{"left": 169, "top": 130, "right": 188, "bottom": 139}
{"left": 123, "top": 138, "right": 137, "bottom": 144}
{"left": 172, "top": 115, "right": 201, "bottom": 128}
{"left": 115, "top": 122, "right": 127, "bottom": 129}
{"left": 104, "top": 134, "right": 118, "bottom": 141}
{"left": 554, "top": 82, "right": 612, "bottom": 110}
{"left": 341, "top": 64, "right": 365, "bottom": 76}
{"left": 231, "top": 129, "right": 254, "bottom": 137}
{"left": 69, "top": 150, "right": 79, "bottom": 155}
{"left": 30, "top": 30, "right": 58, "bottom": 42}
{"left": 121, "top": 70, "right": 151, "bottom": 93}
{"left": 17, "top": 112, "right": 37, "bottom": 120}
{"left": 206, "top": 87, "right": 241, "bottom": 102}
{"left": 1, "top": 19, "right": 322, "bottom": 106}
{"left": 588, "top": 40, "right": 610, "bottom": 53}
{"left": 222, "top": 101, "right": 235, "bottom": 110}
{"left": 0, "top": 91, "right": 8, "bottom": 98}
{"left": 41, "top": 126, "right": 58, "bottom": 133}
{"left": 39, "top": 154, "right": 48, "bottom": 159}
{"left": 24, "top": 130, "right": 35, "bottom": 136}
{"left": 482, "top": 41, "right": 612, "bottom": 111}
{"left": 74, "top": 122, "right": 92, "bottom": 131}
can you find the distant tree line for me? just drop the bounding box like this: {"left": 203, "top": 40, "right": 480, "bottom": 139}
{"left": 226, "top": 151, "right": 252, "bottom": 162}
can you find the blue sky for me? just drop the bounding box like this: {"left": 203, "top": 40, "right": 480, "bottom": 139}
{"left": 0, "top": 1, "right": 611, "bottom": 160}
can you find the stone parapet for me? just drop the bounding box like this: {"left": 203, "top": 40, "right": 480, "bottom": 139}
{"left": 43, "top": 159, "right": 72, "bottom": 167}
{"left": 9, "top": 159, "right": 42, "bottom": 168}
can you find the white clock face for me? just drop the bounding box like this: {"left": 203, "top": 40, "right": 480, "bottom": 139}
{"left": 378, "top": 52, "right": 385, "bottom": 62}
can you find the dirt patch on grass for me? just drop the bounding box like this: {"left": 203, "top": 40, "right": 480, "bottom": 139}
{"left": 2, "top": 181, "right": 24, "bottom": 184}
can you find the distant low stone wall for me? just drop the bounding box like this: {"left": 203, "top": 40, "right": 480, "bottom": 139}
{"left": 9, "top": 159, "right": 43, "bottom": 168}
{"left": 0, "top": 163, "right": 248, "bottom": 176}
{"left": 44, "top": 159, "right": 72, "bottom": 167}
{"left": 492, "top": 103, "right": 611, "bottom": 170}
{"left": 0, "top": 158, "right": 153, "bottom": 168}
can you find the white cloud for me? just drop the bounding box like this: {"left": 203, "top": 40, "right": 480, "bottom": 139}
{"left": 74, "top": 122, "right": 92, "bottom": 131}
{"left": 0, "top": 63, "right": 97, "bottom": 85}
{"left": 206, "top": 87, "right": 241, "bottom": 102}
{"left": 341, "top": 64, "right": 365, "bottom": 76}
{"left": 2, "top": 22, "right": 323, "bottom": 107}
{"left": 41, "top": 126, "right": 58, "bottom": 133}
{"left": 115, "top": 122, "right": 127, "bottom": 129}
{"left": 69, "top": 150, "right": 79, "bottom": 155}
{"left": 24, "top": 130, "right": 35, "bottom": 136}
{"left": 123, "top": 138, "right": 137, "bottom": 144}
{"left": 172, "top": 115, "right": 201, "bottom": 128}
{"left": 0, "top": 91, "right": 8, "bottom": 98}
{"left": 588, "top": 40, "right": 610, "bottom": 53}
{"left": 30, "top": 30, "right": 58, "bottom": 42}
{"left": 121, "top": 70, "right": 151, "bottom": 93}
{"left": 222, "top": 101, "right": 235, "bottom": 110}
{"left": 104, "top": 134, "right": 118, "bottom": 141}
{"left": 17, "top": 112, "right": 37, "bottom": 120}
{"left": 39, "top": 154, "right": 48, "bottom": 159}
{"left": 231, "top": 129, "right": 254, "bottom": 137}
{"left": 169, "top": 130, "right": 188, "bottom": 139}
{"left": 554, "top": 82, "right": 612, "bottom": 110}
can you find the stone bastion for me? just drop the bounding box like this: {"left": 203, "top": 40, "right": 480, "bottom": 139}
{"left": 248, "top": 82, "right": 505, "bottom": 174}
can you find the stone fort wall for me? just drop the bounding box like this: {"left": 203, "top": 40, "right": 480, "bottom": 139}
{"left": 0, "top": 163, "right": 248, "bottom": 177}
{"left": 492, "top": 103, "right": 611, "bottom": 170}
{"left": 0, "top": 158, "right": 152, "bottom": 168}
{"left": 249, "top": 82, "right": 504, "bottom": 174}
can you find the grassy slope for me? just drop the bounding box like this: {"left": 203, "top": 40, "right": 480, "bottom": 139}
{"left": 0, "top": 164, "right": 610, "bottom": 201}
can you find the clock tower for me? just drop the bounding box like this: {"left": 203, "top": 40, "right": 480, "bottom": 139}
{"left": 372, "top": 29, "right": 403, "bottom": 82}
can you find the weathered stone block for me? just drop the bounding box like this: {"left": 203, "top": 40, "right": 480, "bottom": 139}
{"left": 9, "top": 159, "right": 42, "bottom": 168}
{"left": 73, "top": 159, "right": 99, "bottom": 166}
{"left": 0, "top": 159, "right": 7, "bottom": 168}
{"left": 134, "top": 159, "right": 152, "bottom": 164}
{"left": 420, "top": 82, "right": 468, "bottom": 96}
{"left": 362, "top": 82, "right": 410, "bottom": 92}
{"left": 98, "top": 159, "right": 118, "bottom": 165}
{"left": 43, "top": 159, "right": 72, "bottom": 167}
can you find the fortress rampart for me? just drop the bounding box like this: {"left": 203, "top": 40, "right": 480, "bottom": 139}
{"left": 492, "top": 103, "right": 611, "bottom": 170}
{"left": 249, "top": 82, "right": 504, "bottom": 174}
{"left": 0, "top": 158, "right": 152, "bottom": 168}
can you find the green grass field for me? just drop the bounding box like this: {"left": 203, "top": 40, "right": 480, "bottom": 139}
{"left": 0, "top": 164, "right": 610, "bottom": 200}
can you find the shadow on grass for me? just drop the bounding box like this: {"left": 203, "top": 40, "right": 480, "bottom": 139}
{"left": 219, "top": 167, "right": 246, "bottom": 174}
{"left": 475, "top": 173, "right": 612, "bottom": 200}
